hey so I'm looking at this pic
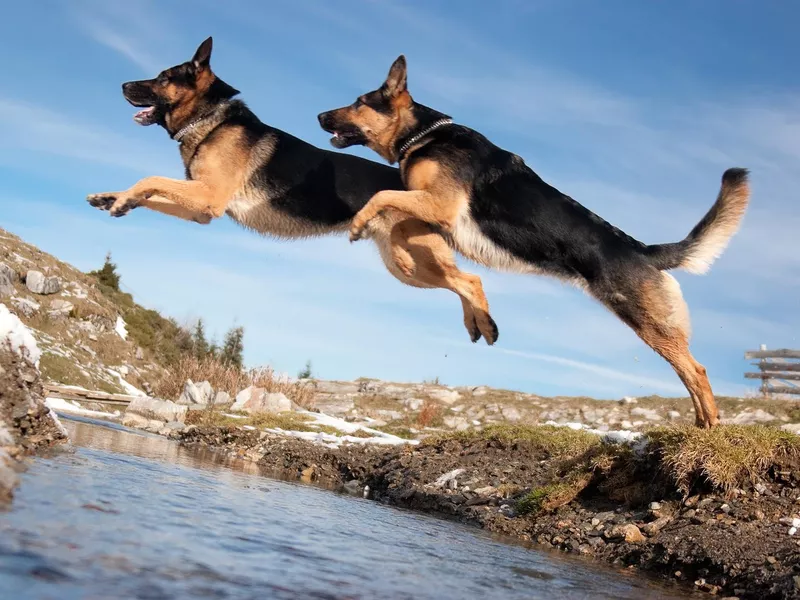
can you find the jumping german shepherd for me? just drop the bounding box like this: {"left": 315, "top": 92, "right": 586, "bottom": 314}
{"left": 318, "top": 55, "right": 750, "bottom": 428}
{"left": 86, "top": 39, "right": 499, "bottom": 345}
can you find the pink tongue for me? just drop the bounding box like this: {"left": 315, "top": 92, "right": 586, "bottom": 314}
{"left": 133, "top": 107, "right": 155, "bottom": 124}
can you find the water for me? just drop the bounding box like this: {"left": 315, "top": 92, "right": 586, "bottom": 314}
{"left": 0, "top": 418, "right": 695, "bottom": 600}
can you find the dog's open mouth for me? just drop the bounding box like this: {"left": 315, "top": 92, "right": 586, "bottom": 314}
{"left": 133, "top": 107, "right": 157, "bottom": 126}
{"left": 330, "top": 129, "right": 364, "bottom": 149}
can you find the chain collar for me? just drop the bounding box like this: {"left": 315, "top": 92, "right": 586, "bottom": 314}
{"left": 397, "top": 118, "right": 453, "bottom": 161}
{"left": 172, "top": 102, "right": 231, "bottom": 143}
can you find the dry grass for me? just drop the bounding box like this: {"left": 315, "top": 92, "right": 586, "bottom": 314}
{"left": 154, "top": 355, "right": 315, "bottom": 408}
{"left": 647, "top": 424, "right": 800, "bottom": 493}
{"left": 185, "top": 408, "right": 314, "bottom": 430}
{"left": 416, "top": 397, "right": 444, "bottom": 428}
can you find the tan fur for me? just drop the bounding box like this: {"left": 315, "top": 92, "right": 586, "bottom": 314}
{"left": 680, "top": 175, "right": 750, "bottom": 275}
{"left": 625, "top": 274, "right": 718, "bottom": 428}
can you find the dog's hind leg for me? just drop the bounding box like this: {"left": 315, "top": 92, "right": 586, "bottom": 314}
{"left": 596, "top": 270, "right": 718, "bottom": 428}
{"left": 381, "top": 219, "right": 497, "bottom": 345}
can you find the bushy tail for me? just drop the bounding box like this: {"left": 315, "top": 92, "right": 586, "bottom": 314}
{"left": 644, "top": 168, "right": 750, "bottom": 274}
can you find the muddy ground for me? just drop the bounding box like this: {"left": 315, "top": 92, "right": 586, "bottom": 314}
{"left": 181, "top": 426, "right": 800, "bottom": 599}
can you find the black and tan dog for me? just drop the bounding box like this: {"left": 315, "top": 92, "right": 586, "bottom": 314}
{"left": 86, "top": 39, "right": 499, "bottom": 344}
{"left": 318, "top": 55, "right": 750, "bottom": 428}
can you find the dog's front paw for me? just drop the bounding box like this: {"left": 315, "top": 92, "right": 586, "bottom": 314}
{"left": 349, "top": 212, "right": 375, "bottom": 242}
{"left": 87, "top": 192, "right": 119, "bottom": 211}
{"left": 109, "top": 195, "right": 141, "bottom": 218}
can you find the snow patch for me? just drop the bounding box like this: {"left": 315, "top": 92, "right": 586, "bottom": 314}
{"left": 115, "top": 316, "right": 128, "bottom": 340}
{"left": 0, "top": 303, "right": 41, "bottom": 366}
{"left": 46, "top": 397, "right": 120, "bottom": 419}
{"left": 299, "top": 410, "right": 410, "bottom": 443}
{"left": 106, "top": 368, "right": 146, "bottom": 397}
{"left": 265, "top": 427, "right": 418, "bottom": 447}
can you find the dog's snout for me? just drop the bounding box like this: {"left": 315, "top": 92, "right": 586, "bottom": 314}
{"left": 317, "top": 112, "right": 329, "bottom": 127}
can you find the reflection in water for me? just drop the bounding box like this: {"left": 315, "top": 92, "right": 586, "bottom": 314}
{"left": 0, "top": 418, "right": 695, "bottom": 600}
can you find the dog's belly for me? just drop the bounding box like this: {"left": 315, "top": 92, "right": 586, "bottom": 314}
{"left": 451, "top": 209, "right": 539, "bottom": 274}
{"left": 451, "top": 208, "right": 587, "bottom": 289}
{"left": 225, "top": 192, "right": 347, "bottom": 239}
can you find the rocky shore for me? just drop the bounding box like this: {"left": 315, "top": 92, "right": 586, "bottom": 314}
{"left": 179, "top": 422, "right": 800, "bottom": 599}
{"left": 0, "top": 305, "right": 68, "bottom": 504}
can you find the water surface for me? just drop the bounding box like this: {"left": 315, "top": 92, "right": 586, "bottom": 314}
{"left": 0, "top": 417, "right": 695, "bottom": 599}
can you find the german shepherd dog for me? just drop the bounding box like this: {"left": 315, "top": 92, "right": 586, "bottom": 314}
{"left": 86, "top": 39, "right": 499, "bottom": 345}
{"left": 318, "top": 55, "right": 750, "bottom": 428}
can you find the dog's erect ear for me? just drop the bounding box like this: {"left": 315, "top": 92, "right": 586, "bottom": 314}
{"left": 383, "top": 55, "right": 407, "bottom": 97}
{"left": 192, "top": 37, "right": 213, "bottom": 70}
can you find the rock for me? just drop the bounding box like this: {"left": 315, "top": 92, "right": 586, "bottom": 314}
{"left": 501, "top": 406, "right": 522, "bottom": 422}
{"left": 231, "top": 387, "right": 291, "bottom": 414}
{"left": 641, "top": 516, "right": 671, "bottom": 537}
{"left": 667, "top": 411, "right": 682, "bottom": 421}
{"left": 177, "top": 379, "right": 214, "bottom": 406}
{"left": 649, "top": 502, "right": 662, "bottom": 511}
{"left": 471, "top": 386, "right": 490, "bottom": 396}
{"left": 314, "top": 381, "right": 360, "bottom": 395}
{"left": 683, "top": 509, "right": 696, "bottom": 519}
{"left": 620, "top": 396, "right": 638, "bottom": 404}
{"left": 433, "top": 468, "right": 465, "bottom": 488}
{"left": 25, "top": 271, "right": 61, "bottom": 295}
{"left": 630, "top": 407, "right": 662, "bottom": 421}
{"left": 9, "top": 297, "right": 40, "bottom": 317}
{"left": 342, "top": 480, "right": 362, "bottom": 496}
{"left": 0, "top": 263, "right": 16, "bottom": 296}
{"left": 427, "top": 388, "right": 461, "bottom": 404}
{"left": 124, "top": 397, "right": 187, "bottom": 424}
{"left": 212, "top": 391, "right": 231, "bottom": 407}
{"left": 473, "top": 486, "right": 496, "bottom": 496}
{"left": 0, "top": 448, "right": 19, "bottom": 501}
{"left": 47, "top": 299, "right": 73, "bottom": 319}
{"left": 782, "top": 424, "right": 800, "bottom": 434}
{"left": 729, "top": 410, "right": 778, "bottom": 425}
{"left": 135, "top": 347, "right": 145, "bottom": 360}
{"left": 604, "top": 524, "right": 646, "bottom": 544}
{"left": 443, "top": 415, "right": 469, "bottom": 431}
{"left": 159, "top": 421, "right": 186, "bottom": 436}
{"left": 404, "top": 398, "right": 424, "bottom": 411}
{"left": 755, "top": 483, "right": 767, "bottom": 495}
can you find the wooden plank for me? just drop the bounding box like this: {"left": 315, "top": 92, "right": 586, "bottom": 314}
{"left": 43, "top": 384, "right": 140, "bottom": 405}
{"left": 755, "top": 363, "right": 800, "bottom": 372}
{"left": 745, "top": 372, "right": 800, "bottom": 381}
{"left": 745, "top": 349, "right": 800, "bottom": 359}
{"left": 766, "top": 386, "right": 800, "bottom": 396}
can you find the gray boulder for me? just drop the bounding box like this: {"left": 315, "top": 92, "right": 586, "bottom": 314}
{"left": 47, "top": 299, "right": 74, "bottom": 319}
{"left": 0, "top": 263, "right": 16, "bottom": 297}
{"left": 212, "top": 391, "right": 231, "bottom": 407}
{"left": 10, "top": 297, "right": 39, "bottom": 317}
{"left": 231, "top": 386, "right": 292, "bottom": 414}
{"left": 177, "top": 379, "right": 214, "bottom": 406}
{"left": 124, "top": 397, "right": 187, "bottom": 424}
{"left": 25, "top": 271, "right": 61, "bottom": 295}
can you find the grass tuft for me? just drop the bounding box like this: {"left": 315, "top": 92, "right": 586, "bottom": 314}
{"left": 646, "top": 424, "right": 800, "bottom": 493}
{"left": 430, "top": 424, "right": 601, "bottom": 458}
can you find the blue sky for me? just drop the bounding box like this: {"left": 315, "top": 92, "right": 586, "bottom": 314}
{"left": 1, "top": 0, "right": 798, "bottom": 398}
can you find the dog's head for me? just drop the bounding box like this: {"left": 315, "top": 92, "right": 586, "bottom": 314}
{"left": 317, "top": 55, "right": 416, "bottom": 162}
{"left": 121, "top": 37, "right": 239, "bottom": 133}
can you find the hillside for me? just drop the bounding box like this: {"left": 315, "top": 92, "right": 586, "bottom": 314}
{"left": 0, "top": 227, "right": 188, "bottom": 396}
{"left": 1, "top": 225, "right": 798, "bottom": 435}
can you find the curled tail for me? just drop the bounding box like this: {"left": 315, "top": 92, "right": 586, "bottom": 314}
{"left": 644, "top": 168, "right": 750, "bottom": 274}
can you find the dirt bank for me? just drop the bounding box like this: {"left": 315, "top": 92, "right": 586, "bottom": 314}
{"left": 180, "top": 424, "right": 800, "bottom": 599}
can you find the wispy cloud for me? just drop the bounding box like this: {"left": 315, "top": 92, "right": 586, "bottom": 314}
{"left": 0, "top": 98, "right": 178, "bottom": 176}
{"left": 66, "top": 0, "right": 177, "bottom": 73}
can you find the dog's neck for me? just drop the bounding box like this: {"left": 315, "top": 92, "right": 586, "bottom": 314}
{"left": 394, "top": 104, "right": 453, "bottom": 163}
{"left": 171, "top": 101, "right": 231, "bottom": 143}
